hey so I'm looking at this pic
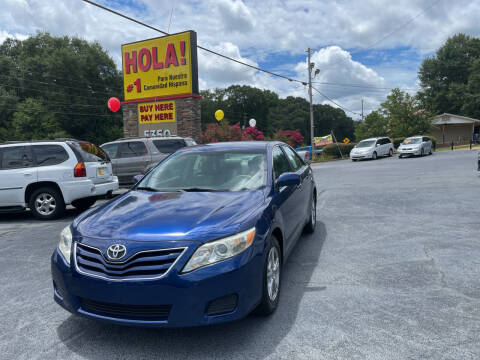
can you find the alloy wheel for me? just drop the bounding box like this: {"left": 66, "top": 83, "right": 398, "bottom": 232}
{"left": 266, "top": 246, "right": 280, "bottom": 302}
{"left": 35, "top": 193, "right": 56, "bottom": 216}
{"left": 310, "top": 197, "right": 316, "bottom": 227}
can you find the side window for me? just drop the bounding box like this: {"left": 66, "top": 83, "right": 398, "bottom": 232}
{"left": 423, "top": 137, "right": 430, "bottom": 142}
{"left": 282, "top": 145, "right": 304, "bottom": 171}
{"left": 0, "top": 146, "right": 34, "bottom": 169}
{"left": 272, "top": 146, "right": 292, "bottom": 180}
{"left": 119, "top": 142, "right": 147, "bottom": 158}
{"left": 152, "top": 139, "right": 186, "bottom": 154}
{"left": 385, "top": 138, "right": 392, "bottom": 144}
{"left": 101, "top": 143, "right": 119, "bottom": 159}
{"left": 32, "top": 145, "right": 68, "bottom": 166}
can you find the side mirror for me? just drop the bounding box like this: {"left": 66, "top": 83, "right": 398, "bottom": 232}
{"left": 276, "top": 173, "right": 301, "bottom": 187}
{"left": 376, "top": 143, "right": 380, "bottom": 147}
{"left": 133, "top": 174, "right": 144, "bottom": 184}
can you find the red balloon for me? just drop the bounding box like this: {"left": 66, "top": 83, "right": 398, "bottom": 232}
{"left": 108, "top": 97, "right": 121, "bottom": 112}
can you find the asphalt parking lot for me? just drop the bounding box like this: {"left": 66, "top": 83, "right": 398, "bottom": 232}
{"left": 1, "top": 150, "right": 479, "bottom": 360}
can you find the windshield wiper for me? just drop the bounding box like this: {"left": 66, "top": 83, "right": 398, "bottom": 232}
{"left": 179, "top": 187, "right": 222, "bottom": 192}
{"left": 136, "top": 186, "right": 161, "bottom": 192}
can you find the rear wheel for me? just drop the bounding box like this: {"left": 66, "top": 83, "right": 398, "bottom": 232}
{"left": 372, "top": 152, "right": 377, "bottom": 160}
{"left": 29, "top": 187, "right": 65, "bottom": 220}
{"left": 256, "top": 236, "right": 281, "bottom": 316}
{"left": 389, "top": 148, "right": 393, "bottom": 157}
{"left": 72, "top": 197, "right": 97, "bottom": 212}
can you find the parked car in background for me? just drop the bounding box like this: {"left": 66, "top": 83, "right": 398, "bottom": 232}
{"left": 350, "top": 137, "right": 394, "bottom": 161}
{"left": 295, "top": 146, "right": 323, "bottom": 162}
{"left": 0, "top": 139, "right": 118, "bottom": 219}
{"left": 51, "top": 141, "right": 317, "bottom": 327}
{"left": 101, "top": 136, "right": 197, "bottom": 185}
{"left": 397, "top": 136, "right": 433, "bottom": 158}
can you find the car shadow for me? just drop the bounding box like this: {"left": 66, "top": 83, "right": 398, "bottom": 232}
{"left": 0, "top": 207, "right": 83, "bottom": 223}
{"left": 56, "top": 221, "right": 327, "bottom": 359}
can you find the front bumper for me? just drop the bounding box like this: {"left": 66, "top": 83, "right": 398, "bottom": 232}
{"left": 398, "top": 148, "right": 421, "bottom": 156}
{"left": 350, "top": 152, "right": 372, "bottom": 160}
{"left": 51, "top": 237, "right": 264, "bottom": 327}
{"left": 61, "top": 177, "right": 119, "bottom": 204}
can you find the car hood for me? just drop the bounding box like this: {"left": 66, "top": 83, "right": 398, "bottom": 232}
{"left": 74, "top": 189, "right": 266, "bottom": 242}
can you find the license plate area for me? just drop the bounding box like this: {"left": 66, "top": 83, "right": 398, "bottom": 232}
{"left": 97, "top": 167, "right": 107, "bottom": 177}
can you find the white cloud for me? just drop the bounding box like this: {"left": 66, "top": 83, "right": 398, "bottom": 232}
{"left": 216, "top": 0, "right": 254, "bottom": 33}
{"left": 1, "top": 0, "right": 480, "bottom": 117}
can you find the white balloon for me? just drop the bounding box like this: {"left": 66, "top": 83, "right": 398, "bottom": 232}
{"left": 249, "top": 118, "right": 256, "bottom": 127}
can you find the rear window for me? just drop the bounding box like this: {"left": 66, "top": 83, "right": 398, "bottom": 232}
{"left": 152, "top": 139, "right": 186, "bottom": 154}
{"left": 69, "top": 141, "right": 109, "bottom": 162}
{"left": 32, "top": 145, "right": 68, "bottom": 166}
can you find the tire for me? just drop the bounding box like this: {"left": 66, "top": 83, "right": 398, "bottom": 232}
{"left": 352, "top": 159, "right": 357, "bottom": 162}
{"left": 389, "top": 148, "right": 393, "bottom": 157}
{"left": 29, "top": 187, "right": 65, "bottom": 220}
{"left": 429, "top": 147, "right": 433, "bottom": 155}
{"left": 420, "top": 148, "right": 424, "bottom": 157}
{"left": 72, "top": 197, "right": 97, "bottom": 212}
{"left": 255, "top": 236, "right": 282, "bottom": 316}
{"left": 399, "top": 154, "right": 403, "bottom": 159}
{"left": 372, "top": 152, "right": 377, "bottom": 160}
{"left": 304, "top": 194, "right": 316, "bottom": 234}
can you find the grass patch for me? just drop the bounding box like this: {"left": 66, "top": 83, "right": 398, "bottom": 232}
{"left": 436, "top": 144, "right": 480, "bottom": 152}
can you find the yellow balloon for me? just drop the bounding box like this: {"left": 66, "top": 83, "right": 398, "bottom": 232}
{"left": 215, "top": 110, "right": 224, "bottom": 121}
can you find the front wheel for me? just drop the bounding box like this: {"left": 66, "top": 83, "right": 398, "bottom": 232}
{"left": 304, "top": 195, "right": 316, "bottom": 233}
{"left": 29, "top": 187, "right": 65, "bottom": 220}
{"left": 255, "top": 236, "right": 281, "bottom": 316}
{"left": 420, "top": 148, "right": 424, "bottom": 157}
{"left": 72, "top": 197, "right": 97, "bottom": 212}
{"left": 372, "top": 152, "right": 377, "bottom": 160}
{"left": 389, "top": 149, "right": 393, "bottom": 157}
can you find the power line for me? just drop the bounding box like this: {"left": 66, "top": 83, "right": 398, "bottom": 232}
{"left": 81, "top": 0, "right": 306, "bottom": 85}
{"left": 311, "top": 81, "right": 417, "bottom": 91}
{"left": 311, "top": 86, "right": 360, "bottom": 116}
{"left": 366, "top": 0, "right": 442, "bottom": 49}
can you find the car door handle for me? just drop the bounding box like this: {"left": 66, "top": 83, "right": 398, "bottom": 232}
{"left": 24, "top": 173, "right": 32, "bottom": 177}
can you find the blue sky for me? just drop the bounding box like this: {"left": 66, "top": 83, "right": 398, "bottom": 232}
{"left": 1, "top": 0, "right": 479, "bottom": 118}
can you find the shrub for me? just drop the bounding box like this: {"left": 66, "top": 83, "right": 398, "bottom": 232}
{"left": 321, "top": 143, "right": 357, "bottom": 158}
{"left": 273, "top": 130, "right": 304, "bottom": 148}
{"left": 201, "top": 122, "right": 264, "bottom": 143}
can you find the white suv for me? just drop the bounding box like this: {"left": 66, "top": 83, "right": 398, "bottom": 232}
{"left": 0, "top": 140, "right": 118, "bottom": 220}
{"left": 350, "top": 137, "right": 394, "bottom": 161}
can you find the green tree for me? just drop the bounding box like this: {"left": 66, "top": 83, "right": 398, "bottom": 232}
{"left": 355, "top": 89, "right": 432, "bottom": 140}
{"left": 354, "top": 111, "right": 388, "bottom": 140}
{"left": 0, "top": 32, "right": 123, "bottom": 144}
{"left": 418, "top": 33, "right": 480, "bottom": 118}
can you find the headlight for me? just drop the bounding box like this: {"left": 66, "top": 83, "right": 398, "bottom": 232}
{"left": 182, "top": 228, "right": 256, "bottom": 273}
{"left": 58, "top": 226, "right": 72, "bottom": 265}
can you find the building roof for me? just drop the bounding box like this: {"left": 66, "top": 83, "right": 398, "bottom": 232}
{"left": 432, "top": 113, "right": 480, "bottom": 125}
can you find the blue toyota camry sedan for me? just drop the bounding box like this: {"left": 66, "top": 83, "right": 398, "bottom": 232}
{"left": 51, "top": 141, "right": 317, "bottom": 327}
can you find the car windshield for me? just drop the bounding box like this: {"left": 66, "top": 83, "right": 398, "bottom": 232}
{"left": 137, "top": 150, "right": 267, "bottom": 192}
{"left": 402, "top": 138, "right": 421, "bottom": 144}
{"left": 356, "top": 140, "right": 376, "bottom": 148}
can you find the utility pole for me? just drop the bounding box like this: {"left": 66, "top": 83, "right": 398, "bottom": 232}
{"left": 307, "top": 48, "right": 315, "bottom": 155}
{"left": 361, "top": 99, "right": 364, "bottom": 121}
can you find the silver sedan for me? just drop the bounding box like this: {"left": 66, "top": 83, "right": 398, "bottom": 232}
{"left": 397, "top": 136, "right": 433, "bottom": 158}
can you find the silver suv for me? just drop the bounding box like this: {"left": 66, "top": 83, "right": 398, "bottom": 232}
{"left": 101, "top": 136, "right": 197, "bottom": 185}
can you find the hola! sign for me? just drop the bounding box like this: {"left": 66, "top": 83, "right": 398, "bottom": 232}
{"left": 138, "top": 101, "right": 176, "bottom": 124}
{"left": 122, "top": 31, "right": 199, "bottom": 101}
{"left": 314, "top": 134, "right": 334, "bottom": 146}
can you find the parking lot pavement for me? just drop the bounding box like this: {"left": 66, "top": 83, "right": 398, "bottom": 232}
{"left": 1, "top": 150, "right": 479, "bottom": 360}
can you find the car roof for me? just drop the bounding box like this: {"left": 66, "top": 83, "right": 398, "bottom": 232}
{"left": 359, "top": 137, "right": 384, "bottom": 141}
{"left": 101, "top": 136, "right": 189, "bottom": 146}
{"left": 0, "top": 139, "right": 81, "bottom": 146}
{"left": 176, "top": 141, "right": 283, "bottom": 152}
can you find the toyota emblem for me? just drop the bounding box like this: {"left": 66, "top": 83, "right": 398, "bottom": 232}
{"left": 107, "top": 244, "right": 127, "bottom": 260}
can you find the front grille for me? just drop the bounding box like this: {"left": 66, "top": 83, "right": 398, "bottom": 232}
{"left": 80, "top": 298, "right": 171, "bottom": 321}
{"left": 75, "top": 243, "right": 185, "bottom": 280}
